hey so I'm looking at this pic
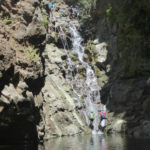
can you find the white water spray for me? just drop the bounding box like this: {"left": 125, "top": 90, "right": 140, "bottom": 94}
{"left": 69, "top": 25, "right": 102, "bottom": 131}
{"left": 57, "top": 23, "right": 107, "bottom": 132}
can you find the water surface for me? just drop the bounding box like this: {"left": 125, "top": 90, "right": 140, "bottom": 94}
{"left": 1, "top": 134, "right": 150, "bottom": 150}
{"left": 41, "top": 134, "right": 150, "bottom": 150}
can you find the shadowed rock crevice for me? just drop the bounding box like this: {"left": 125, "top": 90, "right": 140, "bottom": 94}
{"left": 86, "top": 0, "right": 150, "bottom": 137}
{"left": 0, "top": 100, "right": 41, "bottom": 147}
{"left": 26, "top": 76, "right": 45, "bottom": 96}
{"left": 0, "top": 65, "right": 14, "bottom": 91}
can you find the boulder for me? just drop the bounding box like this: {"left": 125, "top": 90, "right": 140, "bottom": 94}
{"left": 93, "top": 39, "right": 99, "bottom": 45}
{"left": 95, "top": 42, "right": 108, "bottom": 63}
{"left": 25, "top": 8, "right": 46, "bottom": 44}
{"left": 143, "top": 98, "right": 150, "bottom": 113}
{"left": 1, "top": 84, "right": 25, "bottom": 104}
{"left": 26, "top": 91, "right": 34, "bottom": 101}
{"left": 26, "top": 0, "right": 39, "bottom": 6}
{"left": 132, "top": 121, "right": 150, "bottom": 138}
{"left": 18, "top": 81, "right": 28, "bottom": 91}
{"left": 13, "top": 24, "right": 26, "bottom": 41}
{"left": 111, "top": 119, "right": 127, "bottom": 133}
{"left": 146, "top": 77, "right": 150, "bottom": 87}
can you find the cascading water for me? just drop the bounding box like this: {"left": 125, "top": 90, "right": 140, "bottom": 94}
{"left": 56, "top": 25, "right": 74, "bottom": 82}
{"left": 56, "top": 23, "right": 106, "bottom": 132}
{"left": 69, "top": 25, "right": 102, "bottom": 131}
{"left": 55, "top": 25, "right": 83, "bottom": 107}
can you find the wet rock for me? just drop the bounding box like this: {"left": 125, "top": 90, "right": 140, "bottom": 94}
{"left": 41, "top": 41, "right": 86, "bottom": 138}
{"left": 111, "top": 119, "right": 127, "bottom": 133}
{"left": 146, "top": 77, "right": 150, "bottom": 87}
{"left": 132, "top": 120, "right": 150, "bottom": 138}
{"left": 93, "top": 39, "right": 99, "bottom": 44}
{"left": 0, "top": 106, "right": 4, "bottom": 113}
{"left": 63, "top": 124, "right": 80, "bottom": 135}
{"left": 143, "top": 98, "right": 150, "bottom": 113}
{"left": 95, "top": 42, "right": 108, "bottom": 63}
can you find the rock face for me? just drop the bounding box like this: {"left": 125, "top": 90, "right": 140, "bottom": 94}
{"left": 89, "top": 0, "right": 150, "bottom": 137}
{"left": 0, "top": 0, "right": 88, "bottom": 142}
{"left": 0, "top": 0, "right": 45, "bottom": 142}
{"left": 2, "top": 0, "right": 149, "bottom": 142}
{"left": 40, "top": 45, "right": 86, "bottom": 139}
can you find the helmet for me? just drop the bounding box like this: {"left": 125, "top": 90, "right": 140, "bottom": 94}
{"left": 98, "top": 108, "right": 104, "bottom": 112}
{"left": 90, "top": 110, "right": 94, "bottom": 113}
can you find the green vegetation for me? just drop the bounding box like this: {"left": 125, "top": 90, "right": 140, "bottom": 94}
{"left": 24, "top": 46, "right": 40, "bottom": 62}
{"left": 9, "top": 37, "right": 16, "bottom": 48}
{"left": 54, "top": 32, "right": 58, "bottom": 43}
{"left": 77, "top": 0, "right": 93, "bottom": 16}
{"left": 80, "top": 96, "right": 85, "bottom": 104}
{"left": 1, "top": 16, "right": 15, "bottom": 25}
{"left": 106, "top": 0, "right": 150, "bottom": 77}
{"left": 50, "top": 43, "right": 55, "bottom": 47}
{"left": 85, "top": 41, "right": 98, "bottom": 63}
{"left": 106, "top": 4, "right": 112, "bottom": 16}
{"left": 42, "top": 15, "right": 48, "bottom": 28}
{"left": 1, "top": 16, "right": 16, "bottom": 32}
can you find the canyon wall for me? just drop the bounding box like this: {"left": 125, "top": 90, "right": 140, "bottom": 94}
{"left": 90, "top": 0, "right": 150, "bottom": 137}
{"left": 0, "top": 0, "right": 88, "bottom": 142}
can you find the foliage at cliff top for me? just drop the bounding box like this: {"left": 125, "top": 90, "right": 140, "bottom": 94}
{"left": 77, "top": 0, "right": 93, "bottom": 15}
{"left": 107, "top": 0, "right": 150, "bottom": 77}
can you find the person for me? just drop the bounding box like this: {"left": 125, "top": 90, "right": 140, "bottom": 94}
{"left": 49, "top": 1, "right": 55, "bottom": 17}
{"left": 73, "top": 4, "right": 79, "bottom": 18}
{"left": 69, "top": 5, "right": 73, "bottom": 19}
{"left": 89, "top": 110, "right": 94, "bottom": 129}
{"left": 98, "top": 108, "right": 109, "bottom": 130}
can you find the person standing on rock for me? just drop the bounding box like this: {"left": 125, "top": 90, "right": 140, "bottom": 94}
{"left": 49, "top": 1, "right": 55, "bottom": 17}
{"left": 98, "top": 108, "right": 109, "bottom": 130}
{"left": 89, "top": 110, "right": 94, "bottom": 129}
{"left": 73, "top": 4, "right": 79, "bottom": 18}
{"left": 69, "top": 5, "right": 73, "bottom": 19}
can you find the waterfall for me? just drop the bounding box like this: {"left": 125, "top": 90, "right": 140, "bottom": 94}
{"left": 56, "top": 23, "right": 105, "bottom": 132}
{"left": 69, "top": 25, "right": 101, "bottom": 131}
{"left": 55, "top": 25, "right": 83, "bottom": 108}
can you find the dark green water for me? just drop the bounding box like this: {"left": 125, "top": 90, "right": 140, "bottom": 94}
{"left": 41, "top": 134, "right": 150, "bottom": 150}
{"left": 1, "top": 134, "right": 150, "bottom": 150}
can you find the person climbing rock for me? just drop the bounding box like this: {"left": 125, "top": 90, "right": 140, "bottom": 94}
{"left": 49, "top": 1, "right": 55, "bottom": 17}
{"left": 89, "top": 110, "right": 94, "bottom": 129}
{"left": 69, "top": 5, "right": 73, "bottom": 19}
{"left": 73, "top": 4, "right": 79, "bottom": 18}
{"left": 98, "top": 108, "right": 109, "bottom": 131}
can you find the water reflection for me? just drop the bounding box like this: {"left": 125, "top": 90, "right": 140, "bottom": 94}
{"left": 41, "top": 134, "right": 127, "bottom": 150}
{"left": 0, "top": 140, "right": 37, "bottom": 150}
{"left": 40, "top": 133, "right": 150, "bottom": 150}
{"left": 1, "top": 134, "right": 150, "bottom": 150}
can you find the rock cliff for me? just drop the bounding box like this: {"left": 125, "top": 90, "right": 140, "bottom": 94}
{"left": 89, "top": 0, "right": 150, "bottom": 137}
{"left": 1, "top": 0, "right": 150, "bottom": 143}
{"left": 0, "top": 0, "right": 88, "bottom": 142}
